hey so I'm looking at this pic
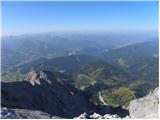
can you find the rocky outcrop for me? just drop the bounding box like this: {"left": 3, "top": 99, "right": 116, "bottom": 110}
{"left": 74, "top": 112, "right": 122, "bottom": 119}
{"left": 1, "top": 70, "right": 95, "bottom": 118}
{"left": 128, "top": 87, "right": 159, "bottom": 119}
{"left": 26, "top": 70, "right": 54, "bottom": 85}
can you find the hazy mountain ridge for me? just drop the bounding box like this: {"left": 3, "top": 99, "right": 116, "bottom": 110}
{"left": 99, "top": 40, "right": 158, "bottom": 65}
{"left": 2, "top": 33, "right": 157, "bottom": 67}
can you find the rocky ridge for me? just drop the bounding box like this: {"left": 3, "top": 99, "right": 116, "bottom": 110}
{"left": 1, "top": 70, "right": 95, "bottom": 118}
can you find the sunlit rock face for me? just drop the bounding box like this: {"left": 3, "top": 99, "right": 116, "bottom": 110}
{"left": 74, "top": 112, "right": 122, "bottom": 119}
{"left": 26, "top": 70, "right": 54, "bottom": 85}
{"left": 128, "top": 87, "right": 159, "bottom": 119}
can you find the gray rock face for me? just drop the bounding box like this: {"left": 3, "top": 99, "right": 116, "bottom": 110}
{"left": 0, "top": 107, "right": 52, "bottom": 119}
{"left": 26, "top": 70, "right": 54, "bottom": 85}
{"left": 128, "top": 87, "right": 159, "bottom": 119}
{"left": 1, "top": 70, "right": 95, "bottom": 118}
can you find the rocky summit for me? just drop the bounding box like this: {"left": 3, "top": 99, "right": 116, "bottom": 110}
{"left": 26, "top": 70, "right": 55, "bottom": 85}
{"left": 1, "top": 70, "right": 95, "bottom": 118}
{"left": 128, "top": 87, "right": 159, "bottom": 119}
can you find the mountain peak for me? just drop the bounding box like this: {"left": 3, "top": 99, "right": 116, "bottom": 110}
{"left": 26, "top": 70, "right": 55, "bottom": 86}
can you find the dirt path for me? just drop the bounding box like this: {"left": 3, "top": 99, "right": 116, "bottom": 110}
{"left": 98, "top": 92, "right": 108, "bottom": 105}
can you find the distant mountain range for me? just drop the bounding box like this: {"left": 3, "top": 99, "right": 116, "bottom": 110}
{"left": 2, "top": 33, "right": 157, "bottom": 67}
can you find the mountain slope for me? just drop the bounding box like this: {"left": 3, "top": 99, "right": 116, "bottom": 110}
{"left": 75, "top": 62, "right": 129, "bottom": 90}
{"left": 1, "top": 70, "right": 95, "bottom": 118}
{"left": 15, "top": 55, "right": 102, "bottom": 74}
{"left": 74, "top": 58, "right": 158, "bottom": 107}
{"left": 2, "top": 55, "right": 103, "bottom": 82}
{"left": 98, "top": 41, "right": 159, "bottom": 97}
{"left": 99, "top": 41, "right": 158, "bottom": 65}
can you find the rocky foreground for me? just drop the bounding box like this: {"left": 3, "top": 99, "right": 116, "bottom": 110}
{"left": 1, "top": 88, "right": 158, "bottom": 119}
{"left": 74, "top": 87, "right": 159, "bottom": 119}
{"left": 128, "top": 87, "right": 159, "bottom": 119}
{"left": 1, "top": 70, "right": 159, "bottom": 119}
{"left": 1, "top": 107, "right": 127, "bottom": 119}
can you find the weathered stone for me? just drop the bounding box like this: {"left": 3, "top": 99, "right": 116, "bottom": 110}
{"left": 90, "top": 113, "right": 104, "bottom": 119}
{"left": 0, "top": 107, "right": 53, "bottom": 119}
{"left": 128, "top": 87, "right": 159, "bottom": 119}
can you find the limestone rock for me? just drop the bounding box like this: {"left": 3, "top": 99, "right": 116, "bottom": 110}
{"left": 90, "top": 113, "right": 104, "bottom": 119}
{"left": 74, "top": 112, "right": 122, "bottom": 119}
{"left": 0, "top": 107, "right": 52, "bottom": 119}
{"left": 26, "top": 70, "right": 54, "bottom": 86}
{"left": 74, "top": 113, "right": 88, "bottom": 119}
{"left": 128, "top": 87, "right": 159, "bottom": 119}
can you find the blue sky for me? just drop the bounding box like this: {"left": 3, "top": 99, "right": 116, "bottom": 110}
{"left": 1, "top": 1, "right": 158, "bottom": 35}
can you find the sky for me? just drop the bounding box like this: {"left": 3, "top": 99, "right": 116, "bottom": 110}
{"left": 1, "top": 1, "right": 158, "bottom": 35}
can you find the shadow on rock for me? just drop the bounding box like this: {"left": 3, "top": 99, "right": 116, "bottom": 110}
{"left": 96, "top": 105, "right": 129, "bottom": 118}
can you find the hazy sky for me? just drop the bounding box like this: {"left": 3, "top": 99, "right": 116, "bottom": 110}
{"left": 2, "top": 1, "right": 158, "bottom": 35}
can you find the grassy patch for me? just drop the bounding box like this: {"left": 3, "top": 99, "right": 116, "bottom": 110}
{"left": 98, "top": 87, "right": 136, "bottom": 107}
{"left": 117, "top": 58, "right": 129, "bottom": 68}
{"left": 75, "top": 74, "right": 96, "bottom": 89}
